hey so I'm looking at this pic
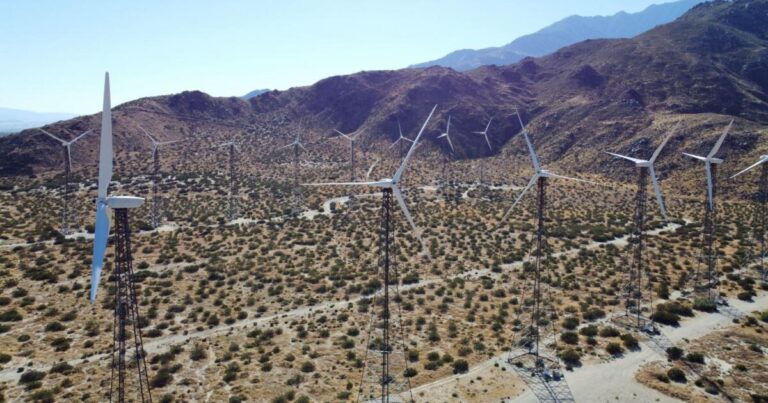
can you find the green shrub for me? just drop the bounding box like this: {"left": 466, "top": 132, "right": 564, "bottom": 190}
{"left": 599, "top": 327, "right": 620, "bottom": 338}
{"left": 19, "top": 370, "right": 46, "bottom": 384}
{"left": 452, "top": 359, "right": 469, "bottom": 374}
{"left": 693, "top": 298, "right": 716, "bottom": 312}
{"left": 686, "top": 352, "right": 705, "bottom": 364}
{"left": 606, "top": 342, "right": 623, "bottom": 356}
{"left": 579, "top": 325, "right": 598, "bottom": 337}
{"left": 666, "top": 347, "right": 684, "bottom": 360}
{"left": 621, "top": 333, "right": 639, "bottom": 350}
{"left": 560, "top": 331, "right": 579, "bottom": 345}
{"left": 559, "top": 349, "right": 581, "bottom": 366}
{"left": 667, "top": 367, "right": 686, "bottom": 383}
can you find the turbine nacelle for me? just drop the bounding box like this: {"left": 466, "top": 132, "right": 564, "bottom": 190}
{"left": 106, "top": 195, "right": 145, "bottom": 209}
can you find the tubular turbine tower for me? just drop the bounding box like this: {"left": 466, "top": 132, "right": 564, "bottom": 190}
{"left": 605, "top": 122, "right": 678, "bottom": 330}
{"left": 306, "top": 105, "right": 436, "bottom": 402}
{"left": 89, "top": 73, "right": 152, "bottom": 403}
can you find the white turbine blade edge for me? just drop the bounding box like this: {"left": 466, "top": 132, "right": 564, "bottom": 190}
{"left": 682, "top": 152, "right": 708, "bottom": 162}
{"left": 731, "top": 157, "right": 768, "bottom": 178}
{"left": 69, "top": 129, "right": 93, "bottom": 144}
{"left": 705, "top": 162, "right": 714, "bottom": 210}
{"left": 389, "top": 139, "right": 400, "bottom": 149}
{"left": 67, "top": 146, "right": 73, "bottom": 171}
{"left": 484, "top": 118, "right": 493, "bottom": 134}
{"left": 708, "top": 119, "right": 732, "bottom": 159}
{"left": 547, "top": 172, "right": 599, "bottom": 185}
{"left": 393, "top": 186, "right": 419, "bottom": 237}
{"left": 605, "top": 152, "right": 646, "bottom": 165}
{"left": 649, "top": 165, "right": 669, "bottom": 222}
{"left": 394, "top": 104, "right": 437, "bottom": 182}
{"left": 90, "top": 201, "right": 110, "bottom": 302}
{"left": 39, "top": 129, "right": 66, "bottom": 144}
{"left": 98, "top": 72, "right": 113, "bottom": 200}
{"left": 501, "top": 175, "right": 538, "bottom": 222}
{"left": 278, "top": 143, "right": 294, "bottom": 150}
{"left": 137, "top": 125, "right": 158, "bottom": 144}
{"left": 303, "top": 180, "right": 386, "bottom": 187}
{"left": 446, "top": 115, "right": 451, "bottom": 133}
{"left": 650, "top": 121, "right": 678, "bottom": 163}
{"left": 516, "top": 110, "right": 541, "bottom": 171}
{"left": 398, "top": 120, "right": 403, "bottom": 139}
{"left": 446, "top": 135, "right": 455, "bottom": 154}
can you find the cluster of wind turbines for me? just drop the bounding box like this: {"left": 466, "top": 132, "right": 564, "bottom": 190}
{"left": 53, "top": 70, "right": 766, "bottom": 403}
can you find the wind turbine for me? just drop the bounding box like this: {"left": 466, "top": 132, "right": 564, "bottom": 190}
{"left": 683, "top": 120, "right": 732, "bottom": 302}
{"left": 389, "top": 120, "right": 413, "bottom": 158}
{"left": 89, "top": 73, "right": 153, "bottom": 402}
{"left": 437, "top": 115, "right": 456, "bottom": 200}
{"left": 502, "top": 110, "right": 579, "bottom": 402}
{"left": 732, "top": 153, "right": 768, "bottom": 282}
{"left": 605, "top": 121, "right": 679, "bottom": 330}
{"left": 139, "top": 126, "right": 182, "bottom": 228}
{"left": 279, "top": 128, "right": 308, "bottom": 214}
{"left": 334, "top": 128, "right": 363, "bottom": 182}
{"left": 215, "top": 139, "right": 239, "bottom": 222}
{"left": 473, "top": 118, "right": 493, "bottom": 186}
{"left": 306, "top": 105, "right": 436, "bottom": 402}
{"left": 39, "top": 128, "right": 92, "bottom": 234}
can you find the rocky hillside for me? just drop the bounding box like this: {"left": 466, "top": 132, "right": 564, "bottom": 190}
{"left": 1, "top": 0, "right": 766, "bottom": 188}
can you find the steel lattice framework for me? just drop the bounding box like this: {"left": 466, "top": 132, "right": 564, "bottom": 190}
{"left": 110, "top": 208, "right": 152, "bottom": 403}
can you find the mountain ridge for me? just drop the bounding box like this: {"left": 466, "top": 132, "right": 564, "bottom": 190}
{"left": 410, "top": 0, "right": 702, "bottom": 71}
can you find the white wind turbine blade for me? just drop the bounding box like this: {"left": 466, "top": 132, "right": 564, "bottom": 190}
{"left": 446, "top": 115, "right": 451, "bottom": 134}
{"left": 707, "top": 119, "right": 732, "bottom": 159}
{"left": 91, "top": 72, "right": 113, "bottom": 302}
{"left": 516, "top": 110, "right": 541, "bottom": 171}
{"left": 483, "top": 117, "right": 493, "bottom": 134}
{"left": 731, "top": 157, "right": 768, "bottom": 178}
{"left": 438, "top": 133, "right": 454, "bottom": 154}
{"left": 389, "top": 138, "right": 401, "bottom": 149}
{"left": 501, "top": 174, "right": 538, "bottom": 222}
{"left": 705, "top": 162, "right": 714, "bottom": 210}
{"left": 398, "top": 120, "right": 403, "bottom": 139}
{"left": 67, "top": 145, "right": 73, "bottom": 171}
{"left": 547, "top": 172, "right": 598, "bottom": 185}
{"left": 650, "top": 121, "right": 678, "bottom": 163}
{"left": 393, "top": 185, "right": 419, "bottom": 236}
{"left": 366, "top": 159, "right": 380, "bottom": 179}
{"left": 278, "top": 142, "right": 295, "bottom": 151}
{"left": 682, "top": 152, "right": 708, "bottom": 162}
{"left": 138, "top": 125, "right": 158, "bottom": 145}
{"left": 303, "top": 180, "right": 389, "bottom": 187}
{"left": 98, "top": 72, "right": 112, "bottom": 200}
{"left": 648, "top": 165, "right": 669, "bottom": 221}
{"left": 39, "top": 129, "right": 66, "bottom": 144}
{"left": 158, "top": 139, "right": 182, "bottom": 146}
{"left": 393, "top": 104, "right": 437, "bottom": 183}
{"left": 333, "top": 129, "right": 352, "bottom": 140}
{"left": 68, "top": 129, "right": 93, "bottom": 145}
{"left": 605, "top": 152, "right": 647, "bottom": 165}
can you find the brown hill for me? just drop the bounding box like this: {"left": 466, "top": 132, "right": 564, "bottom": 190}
{"left": 1, "top": 0, "right": 766, "bottom": 186}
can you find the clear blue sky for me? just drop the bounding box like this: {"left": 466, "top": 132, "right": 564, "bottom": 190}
{"left": 1, "top": 0, "right": 662, "bottom": 115}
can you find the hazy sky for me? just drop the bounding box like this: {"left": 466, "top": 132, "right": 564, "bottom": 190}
{"left": 1, "top": 0, "right": 663, "bottom": 114}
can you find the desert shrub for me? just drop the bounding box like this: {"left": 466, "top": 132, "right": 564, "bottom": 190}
{"left": 49, "top": 362, "right": 73, "bottom": 374}
{"left": 561, "top": 316, "right": 579, "bottom": 330}
{"left": 19, "top": 370, "right": 46, "bottom": 384}
{"left": 0, "top": 309, "right": 22, "bottom": 322}
{"left": 599, "top": 327, "right": 620, "bottom": 338}
{"left": 668, "top": 367, "right": 686, "bottom": 383}
{"left": 651, "top": 310, "right": 680, "bottom": 326}
{"left": 620, "top": 333, "right": 639, "bottom": 350}
{"left": 190, "top": 344, "right": 206, "bottom": 361}
{"left": 452, "top": 359, "right": 469, "bottom": 374}
{"left": 579, "top": 325, "right": 598, "bottom": 337}
{"left": 666, "top": 347, "right": 684, "bottom": 360}
{"left": 300, "top": 361, "right": 315, "bottom": 373}
{"left": 693, "top": 298, "right": 716, "bottom": 312}
{"left": 582, "top": 308, "right": 606, "bottom": 321}
{"left": 0, "top": 353, "right": 11, "bottom": 363}
{"left": 606, "top": 342, "right": 623, "bottom": 356}
{"left": 29, "top": 389, "right": 55, "bottom": 403}
{"left": 560, "top": 331, "right": 579, "bottom": 345}
{"left": 656, "top": 373, "right": 670, "bottom": 383}
{"left": 686, "top": 352, "right": 705, "bottom": 364}
{"left": 403, "top": 368, "right": 418, "bottom": 378}
{"left": 559, "top": 349, "right": 581, "bottom": 366}
{"left": 150, "top": 369, "right": 173, "bottom": 388}
{"left": 45, "top": 322, "right": 65, "bottom": 332}
{"left": 737, "top": 292, "right": 753, "bottom": 301}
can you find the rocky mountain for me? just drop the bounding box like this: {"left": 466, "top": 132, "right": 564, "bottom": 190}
{"left": 1, "top": 0, "right": 766, "bottom": 190}
{"left": 411, "top": 0, "right": 702, "bottom": 71}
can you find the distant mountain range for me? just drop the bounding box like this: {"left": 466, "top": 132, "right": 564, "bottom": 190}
{"left": 0, "top": 108, "right": 77, "bottom": 136}
{"left": 242, "top": 89, "right": 270, "bottom": 100}
{"left": 411, "top": 0, "right": 702, "bottom": 71}
{"left": 3, "top": 0, "right": 766, "bottom": 188}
